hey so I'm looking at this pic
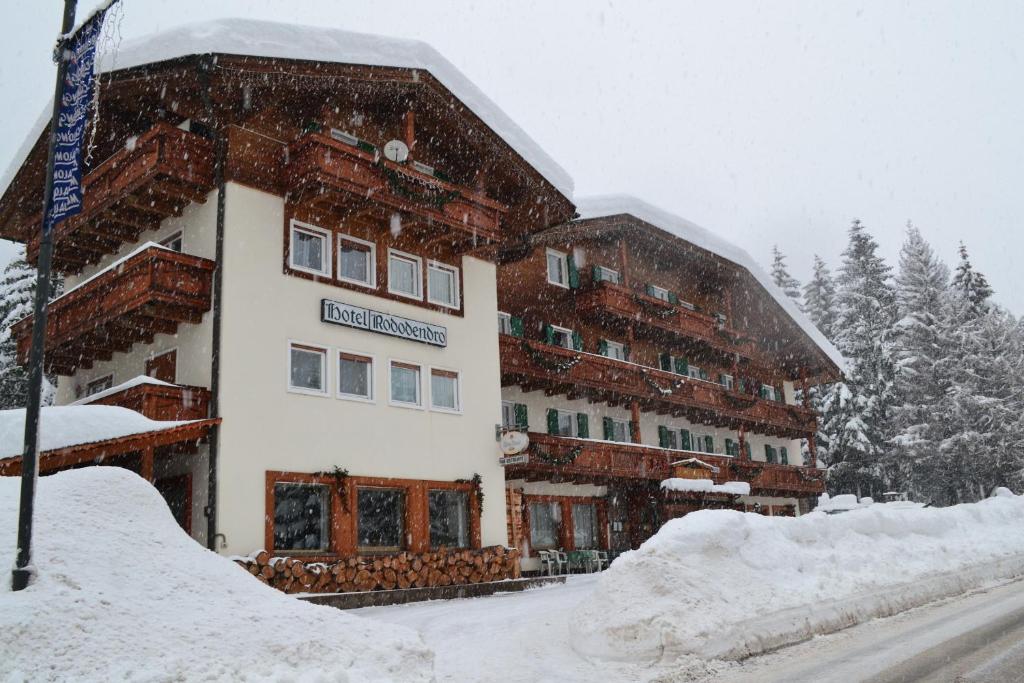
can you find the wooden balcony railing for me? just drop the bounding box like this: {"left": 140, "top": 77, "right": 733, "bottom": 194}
{"left": 25, "top": 122, "right": 216, "bottom": 273}
{"left": 576, "top": 280, "right": 759, "bottom": 359}
{"left": 507, "top": 433, "right": 826, "bottom": 496}
{"left": 500, "top": 335, "right": 817, "bottom": 438}
{"left": 285, "top": 133, "right": 508, "bottom": 244}
{"left": 89, "top": 381, "right": 211, "bottom": 421}
{"left": 12, "top": 246, "right": 215, "bottom": 375}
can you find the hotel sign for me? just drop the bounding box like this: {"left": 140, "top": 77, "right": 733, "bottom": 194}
{"left": 321, "top": 299, "right": 448, "bottom": 347}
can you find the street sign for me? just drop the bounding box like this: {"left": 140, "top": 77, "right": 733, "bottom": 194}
{"left": 498, "top": 454, "right": 530, "bottom": 467}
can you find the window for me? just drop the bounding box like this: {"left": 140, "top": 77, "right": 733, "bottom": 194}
{"left": 529, "top": 501, "right": 561, "bottom": 550}
{"left": 427, "top": 261, "right": 460, "bottom": 308}
{"left": 338, "top": 351, "right": 373, "bottom": 401}
{"left": 680, "top": 300, "right": 696, "bottom": 311}
{"left": 389, "top": 361, "right": 422, "bottom": 407}
{"left": 688, "top": 365, "right": 704, "bottom": 381}
{"left": 760, "top": 384, "right": 779, "bottom": 402}
{"left": 603, "top": 340, "right": 627, "bottom": 361}
{"left": 594, "top": 265, "right": 621, "bottom": 284}
{"left": 388, "top": 249, "right": 422, "bottom": 299}
{"left": 721, "top": 374, "right": 735, "bottom": 391}
{"left": 659, "top": 426, "right": 679, "bottom": 449}
{"left": 605, "top": 418, "right": 629, "bottom": 442}
{"left": 573, "top": 503, "right": 598, "bottom": 549}
{"left": 357, "top": 488, "right": 405, "bottom": 551}
{"left": 501, "top": 401, "right": 516, "bottom": 429}
{"left": 85, "top": 374, "right": 113, "bottom": 397}
{"left": 429, "top": 490, "right": 469, "bottom": 548}
{"left": 692, "top": 434, "right": 705, "bottom": 453}
{"left": 337, "top": 234, "right": 376, "bottom": 287}
{"left": 551, "top": 325, "right": 573, "bottom": 349}
{"left": 159, "top": 231, "right": 183, "bottom": 252}
{"left": 498, "top": 312, "right": 512, "bottom": 335}
{"left": 546, "top": 248, "right": 569, "bottom": 287}
{"left": 288, "top": 343, "right": 328, "bottom": 395}
{"left": 648, "top": 284, "right": 671, "bottom": 302}
{"left": 557, "top": 410, "right": 577, "bottom": 437}
{"left": 430, "top": 368, "right": 461, "bottom": 412}
{"left": 289, "top": 221, "right": 331, "bottom": 276}
{"left": 273, "top": 483, "right": 330, "bottom": 552}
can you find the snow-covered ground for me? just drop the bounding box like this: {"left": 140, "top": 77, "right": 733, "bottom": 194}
{"left": 0, "top": 468, "right": 433, "bottom": 682}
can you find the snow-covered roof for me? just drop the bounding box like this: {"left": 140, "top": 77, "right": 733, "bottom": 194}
{"left": 660, "top": 478, "right": 751, "bottom": 496}
{"left": 70, "top": 375, "right": 176, "bottom": 406}
{"left": 0, "top": 405, "right": 198, "bottom": 458}
{"left": 575, "top": 195, "right": 844, "bottom": 371}
{"left": 0, "top": 19, "right": 573, "bottom": 206}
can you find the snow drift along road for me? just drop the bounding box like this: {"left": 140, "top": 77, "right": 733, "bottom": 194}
{"left": 0, "top": 468, "right": 434, "bottom": 682}
{"left": 571, "top": 493, "right": 1024, "bottom": 663}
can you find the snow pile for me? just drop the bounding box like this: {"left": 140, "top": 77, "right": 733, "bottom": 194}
{"left": 0, "top": 405, "right": 198, "bottom": 459}
{"left": 71, "top": 375, "right": 176, "bottom": 405}
{"left": 570, "top": 494, "right": 1024, "bottom": 662}
{"left": 0, "top": 468, "right": 433, "bottom": 681}
{"left": 660, "top": 478, "right": 751, "bottom": 496}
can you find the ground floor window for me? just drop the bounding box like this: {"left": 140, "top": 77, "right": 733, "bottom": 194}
{"left": 529, "top": 501, "right": 561, "bottom": 550}
{"left": 273, "top": 482, "right": 330, "bottom": 552}
{"left": 573, "top": 503, "right": 598, "bottom": 549}
{"left": 429, "top": 489, "right": 469, "bottom": 548}
{"left": 357, "top": 487, "right": 406, "bottom": 551}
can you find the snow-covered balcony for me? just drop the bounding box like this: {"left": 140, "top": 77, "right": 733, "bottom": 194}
{"left": 284, "top": 132, "right": 508, "bottom": 248}
{"left": 575, "top": 280, "right": 759, "bottom": 360}
{"left": 731, "top": 459, "right": 826, "bottom": 496}
{"left": 11, "top": 244, "right": 214, "bottom": 375}
{"left": 500, "top": 335, "right": 817, "bottom": 439}
{"left": 76, "top": 376, "right": 211, "bottom": 422}
{"left": 25, "top": 122, "right": 216, "bottom": 273}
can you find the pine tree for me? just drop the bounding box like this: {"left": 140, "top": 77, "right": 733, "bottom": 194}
{"left": 802, "top": 255, "right": 838, "bottom": 340}
{"left": 0, "top": 252, "right": 60, "bottom": 409}
{"left": 952, "top": 243, "right": 994, "bottom": 312}
{"left": 770, "top": 245, "right": 803, "bottom": 310}
{"left": 818, "top": 220, "right": 897, "bottom": 497}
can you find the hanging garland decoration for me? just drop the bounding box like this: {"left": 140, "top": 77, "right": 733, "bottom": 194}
{"left": 455, "top": 473, "right": 485, "bottom": 515}
{"left": 532, "top": 443, "right": 584, "bottom": 466}
{"left": 640, "top": 369, "right": 687, "bottom": 396}
{"left": 380, "top": 163, "right": 461, "bottom": 210}
{"left": 316, "top": 466, "right": 351, "bottom": 511}
{"left": 522, "top": 341, "right": 581, "bottom": 374}
{"left": 634, "top": 296, "right": 678, "bottom": 319}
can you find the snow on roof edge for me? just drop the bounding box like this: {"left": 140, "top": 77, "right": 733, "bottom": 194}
{"left": 0, "top": 18, "right": 574, "bottom": 206}
{"left": 574, "top": 194, "right": 845, "bottom": 372}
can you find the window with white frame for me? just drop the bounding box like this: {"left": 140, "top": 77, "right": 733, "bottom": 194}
{"left": 389, "top": 360, "right": 422, "bottom": 407}
{"left": 430, "top": 368, "right": 461, "bottom": 412}
{"left": 160, "top": 231, "right": 183, "bottom": 252}
{"left": 648, "top": 284, "right": 671, "bottom": 302}
{"left": 720, "top": 374, "right": 734, "bottom": 390}
{"left": 289, "top": 221, "right": 331, "bottom": 276}
{"left": 692, "top": 433, "right": 705, "bottom": 453}
{"left": 608, "top": 418, "right": 629, "bottom": 443}
{"left": 556, "top": 410, "right": 577, "bottom": 437}
{"left": 501, "top": 401, "right": 516, "bottom": 429}
{"left": 337, "top": 351, "right": 373, "bottom": 401}
{"left": 594, "top": 265, "right": 621, "bottom": 284}
{"left": 337, "top": 234, "right": 376, "bottom": 287}
{"left": 427, "top": 261, "right": 460, "bottom": 308}
{"left": 388, "top": 250, "right": 422, "bottom": 299}
{"left": 603, "top": 340, "right": 627, "bottom": 361}
{"left": 288, "top": 343, "right": 328, "bottom": 395}
{"left": 546, "top": 248, "right": 569, "bottom": 287}
{"left": 551, "top": 325, "right": 573, "bottom": 349}
{"left": 664, "top": 429, "right": 679, "bottom": 450}
{"left": 85, "top": 374, "right": 113, "bottom": 397}
{"left": 687, "top": 365, "right": 704, "bottom": 380}
{"left": 497, "top": 312, "right": 512, "bottom": 335}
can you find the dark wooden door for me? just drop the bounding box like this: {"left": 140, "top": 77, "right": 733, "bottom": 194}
{"left": 155, "top": 474, "right": 192, "bottom": 535}
{"left": 146, "top": 349, "right": 177, "bottom": 383}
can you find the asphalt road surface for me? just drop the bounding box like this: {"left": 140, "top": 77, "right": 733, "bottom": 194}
{"left": 710, "top": 576, "right": 1024, "bottom": 683}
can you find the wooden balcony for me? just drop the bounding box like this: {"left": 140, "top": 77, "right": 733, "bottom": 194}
{"left": 500, "top": 335, "right": 817, "bottom": 438}
{"left": 26, "top": 122, "right": 216, "bottom": 273}
{"left": 285, "top": 133, "right": 508, "bottom": 244}
{"left": 506, "top": 433, "right": 826, "bottom": 496}
{"left": 12, "top": 246, "right": 215, "bottom": 375}
{"left": 576, "top": 280, "right": 759, "bottom": 359}
{"left": 89, "top": 381, "right": 211, "bottom": 421}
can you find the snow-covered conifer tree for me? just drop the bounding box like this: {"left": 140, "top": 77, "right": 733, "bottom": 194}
{"left": 802, "top": 255, "right": 837, "bottom": 340}
{"left": 770, "top": 245, "right": 803, "bottom": 311}
{"left": 0, "top": 252, "right": 60, "bottom": 409}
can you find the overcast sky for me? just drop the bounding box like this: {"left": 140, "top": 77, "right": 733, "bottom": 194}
{"left": 2, "top": 1, "right": 1021, "bottom": 310}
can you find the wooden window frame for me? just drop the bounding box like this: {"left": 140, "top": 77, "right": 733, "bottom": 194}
{"left": 428, "top": 366, "right": 462, "bottom": 414}
{"left": 546, "top": 248, "right": 569, "bottom": 288}
{"left": 264, "top": 471, "right": 481, "bottom": 559}
{"left": 387, "top": 248, "right": 423, "bottom": 300}
{"left": 287, "top": 341, "right": 329, "bottom": 397}
{"left": 288, "top": 220, "right": 332, "bottom": 277}
{"left": 521, "top": 494, "right": 609, "bottom": 556}
{"left": 388, "top": 359, "right": 424, "bottom": 409}
{"left": 336, "top": 233, "right": 377, "bottom": 289}
{"left": 271, "top": 480, "right": 333, "bottom": 554}
{"left": 426, "top": 260, "right": 461, "bottom": 309}
{"left": 427, "top": 488, "right": 473, "bottom": 550}
{"left": 336, "top": 349, "right": 375, "bottom": 403}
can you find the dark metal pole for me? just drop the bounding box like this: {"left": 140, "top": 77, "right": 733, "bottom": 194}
{"left": 11, "top": 0, "right": 79, "bottom": 592}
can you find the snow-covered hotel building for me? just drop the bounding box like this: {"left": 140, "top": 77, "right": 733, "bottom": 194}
{"left": 0, "top": 21, "right": 840, "bottom": 576}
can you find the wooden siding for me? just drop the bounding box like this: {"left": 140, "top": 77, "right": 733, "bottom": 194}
{"left": 90, "top": 382, "right": 211, "bottom": 421}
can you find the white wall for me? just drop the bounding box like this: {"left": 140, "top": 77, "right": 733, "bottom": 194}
{"left": 216, "top": 183, "right": 508, "bottom": 554}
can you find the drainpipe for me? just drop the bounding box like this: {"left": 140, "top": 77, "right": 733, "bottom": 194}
{"left": 200, "top": 54, "right": 227, "bottom": 551}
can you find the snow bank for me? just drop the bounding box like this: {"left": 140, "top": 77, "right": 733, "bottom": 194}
{"left": 570, "top": 494, "right": 1024, "bottom": 662}
{"left": 660, "top": 478, "right": 751, "bottom": 496}
{"left": 0, "top": 468, "right": 433, "bottom": 681}
{"left": 0, "top": 405, "right": 197, "bottom": 459}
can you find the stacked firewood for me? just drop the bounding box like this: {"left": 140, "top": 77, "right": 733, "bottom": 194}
{"left": 235, "top": 545, "right": 521, "bottom": 594}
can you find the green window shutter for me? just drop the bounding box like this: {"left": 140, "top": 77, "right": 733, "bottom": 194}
{"left": 780, "top": 447, "right": 789, "bottom": 465}
{"left": 598, "top": 339, "right": 608, "bottom": 356}
{"left": 577, "top": 413, "right": 590, "bottom": 439}
{"left": 745, "top": 442, "right": 752, "bottom": 459}
{"left": 510, "top": 316, "right": 524, "bottom": 338}
{"left": 646, "top": 284, "right": 656, "bottom": 298}
{"left": 571, "top": 330, "right": 583, "bottom": 351}
{"left": 514, "top": 404, "right": 528, "bottom": 430}
{"left": 623, "top": 344, "right": 630, "bottom": 362}
{"left": 658, "top": 426, "right": 670, "bottom": 448}
{"left": 704, "top": 435, "right": 714, "bottom": 453}
{"left": 567, "top": 253, "right": 580, "bottom": 289}
{"left": 660, "top": 353, "right": 672, "bottom": 371}
{"left": 681, "top": 429, "right": 691, "bottom": 450}
{"left": 673, "top": 357, "right": 686, "bottom": 375}
{"left": 628, "top": 421, "right": 637, "bottom": 442}
{"left": 543, "top": 324, "right": 554, "bottom": 345}
{"left": 668, "top": 291, "right": 679, "bottom": 305}
{"left": 725, "top": 438, "right": 734, "bottom": 455}
{"left": 603, "top": 417, "right": 614, "bottom": 440}
{"left": 592, "top": 264, "right": 601, "bottom": 283}
{"left": 547, "top": 409, "right": 559, "bottom": 435}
